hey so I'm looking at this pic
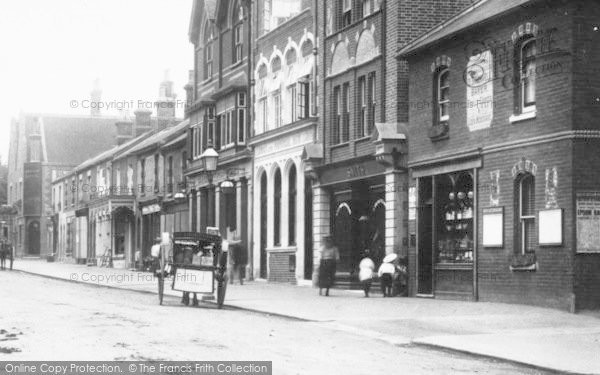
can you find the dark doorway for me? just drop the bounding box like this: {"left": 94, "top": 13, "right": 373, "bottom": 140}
{"left": 27, "top": 220, "right": 40, "bottom": 255}
{"left": 334, "top": 201, "right": 354, "bottom": 273}
{"left": 417, "top": 177, "right": 434, "bottom": 295}
{"left": 304, "top": 178, "right": 313, "bottom": 280}
{"left": 259, "top": 172, "right": 268, "bottom": 279}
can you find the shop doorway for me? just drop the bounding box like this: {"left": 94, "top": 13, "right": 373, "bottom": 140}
{"left": 304, "top": 179, "right": 313, "bottom": 280}
{"left": 259, "top": 172, "right": 268, "bottom": 279}
{"left": 27, "top": 220, "right": 40, "bottom": 255}
{"left": 417, "top": 177, "right": 434, "bottom": 295}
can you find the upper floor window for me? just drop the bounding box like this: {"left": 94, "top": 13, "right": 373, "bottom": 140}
{"left": 358, "top": 76, "right": 367, "bottom": 138}
{"left": 288, "top": 84, "right": 298, "bottom": 123}
{"left": 298, "top": 78, "right": 311, "bottom": 119}
{"left": 367, "top": 72, "right": 376, "bottom": 133}
{"left": 181, "top": 151, "right": 187, "bottom": 171}
{"left": 515, "top": 173, "right": 535, "bottom": 255}
{"left": 218, "top": 111, "right": 234, "bottom": 149}
{"left": 332, "top": 85, "right": 341, "bottom": 144}
{"left": 233, "top": 1, "right": 244, "bottom": 64}
{"left": 154, "top": 154, "right": 160, "bottom": 192}
{"left": 261, "top": 0, "right": 301, "bottom": 35}
{"left": 340, "top": 0, "right": 352, "bottom": 29}
{"left": 272, "top": 90, "right": 281, "bottom": 129}
{"left": 204, "top": 21, "right": 215, "bottom": 80}
{"left": 361, "top": 0, "right": 373, "bottom": 18}
{"left": 167, "top": 156, "right": 174, "bottom": 194}
{"left": 237, "top": 92, "right": 246, "bottom": 144}
{"left": 517, "top": 36, "right": 536, "bottom": 114}
{"left": 271, "top": 56, "right": 282, "bottom": 77}
{"left": 436, "top": 67, "right": 450, "bottom": 123}
{"left": 342, "top": 82, "right": 350, "bottom": 142}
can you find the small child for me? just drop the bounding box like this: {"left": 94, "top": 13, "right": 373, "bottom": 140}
{"left": 358, "top": 250, "right": 375, "bottom": 297}
{"left": 378, "top": 260, "right": 395, "bottom": 297}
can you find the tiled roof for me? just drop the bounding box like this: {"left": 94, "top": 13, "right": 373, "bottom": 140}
{"left": 116, "top": 120, "right": 190, "bottom": 160}
{"left": 398, "top": 0, "right": 534, "bottom": 56}
{"left": 39, "top": 114, "right": 119, "bottom": 165}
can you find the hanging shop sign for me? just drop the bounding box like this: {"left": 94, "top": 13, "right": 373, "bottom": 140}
{"left": 482, "top": 207, "right": 503, "bottom": 247}
{"left": 142, "top": 204, "right": 161, "bottom": 215}
{"left": 465, "top": 50, "right": 494, "bottom": 131}
{"left": 576, "top": 192, "right": 600, "bottom": 253}
{"left": 539, "top": 208, "right": 563, "bottom": 246}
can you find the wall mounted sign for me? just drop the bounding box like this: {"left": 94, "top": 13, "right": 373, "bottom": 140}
{"left": 539, "top": 208, "right": 563, "bottom": 246}
{"left": 576, "top": 192, "right": 600, "bottom": 253}
{"left": 545, "top": 167, "right": 558, "bottom": 209}
{"left": 142, "top": 204, "right": 161, "bottom": 215}
{"left": 465, "top": 50, "right": 494, "bottom": 131}
{"left": 408, "top": 187, "right": 416, "bottom": 221}
{"left": 483, "top": 207, "right": 503, "bottom": 247}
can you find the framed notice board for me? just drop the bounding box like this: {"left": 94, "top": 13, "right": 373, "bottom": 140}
{"left": 483, "top": 207, "right": 503, "bottom": 247}
{"left": 577, "top": 192, "right": 600, "bottom": 253}
{"left": 539, "top": 208, "right": 563, "bottom": 246}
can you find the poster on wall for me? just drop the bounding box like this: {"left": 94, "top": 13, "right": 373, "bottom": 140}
{"left": 576, "top": 192, "right": 600, "bottom": 253}
{"left": 539, "top": 208, "right": 563, "bottom": 246}
{"left": 465, "top": 50, "right": 494, "bottom": 131}
{"left": 483, "top": 207, "right": 503, "bottom": 247}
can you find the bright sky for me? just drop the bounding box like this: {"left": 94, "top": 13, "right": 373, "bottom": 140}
{"left": 0, "top": 0, "right": 193, "bottom": 163}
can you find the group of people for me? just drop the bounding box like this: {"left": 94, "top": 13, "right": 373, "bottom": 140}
{"left": 318, "top": 235, "right": 407, "bottom": 297}
{"left": 0, "top": 239, "right": 14, "bottom": 271}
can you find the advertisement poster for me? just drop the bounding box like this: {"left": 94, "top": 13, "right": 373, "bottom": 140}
{"left": 576, "top": 192, "right": 600, "bottom": 253}
{"left": 465, "top": 50, "right": 494, "bottom": 131}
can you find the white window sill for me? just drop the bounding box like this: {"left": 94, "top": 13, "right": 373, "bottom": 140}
{"left": 509, "top": 110, "right": 536, "bottom": 124}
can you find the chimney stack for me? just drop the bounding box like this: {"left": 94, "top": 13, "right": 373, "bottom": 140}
{"left": 134, "top": 108, "right": 153, "bottom": 137}
{"left": 156, "top": 70, "right": 177, "bottom": 130}
{"left": 90, "top": 79, "right": 102, "bottom": 117}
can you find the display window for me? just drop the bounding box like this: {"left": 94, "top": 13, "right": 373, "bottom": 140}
{"left": 435, "top": 171, "right": 474, "bottom": 264}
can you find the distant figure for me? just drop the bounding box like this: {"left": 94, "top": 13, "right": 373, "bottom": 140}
{"left": 378, "top": 261, "right": 395, "bottom": 297}
{"left": 0, "top": 239, "right": 6, "bottom": 271}
{"left": 227, "top": 228, "right": 244, "bottom": 285}
{"left": 358, "top": 249, "right": 375, "bottom": 297}
{"left": 8, "top": 241, "right": 14, "bottom": 270}
{"left": 318, "top": 236, "right": 340, "bottom": 297}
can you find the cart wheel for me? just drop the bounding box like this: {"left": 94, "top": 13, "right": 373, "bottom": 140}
{"left": 217, "top": 276, "right": 227, "bottom": 309}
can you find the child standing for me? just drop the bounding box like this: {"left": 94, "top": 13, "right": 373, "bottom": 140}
{"left": 358, "top": 249, "right": 375, "bottom": 297}
{"left": 378, "top": 257, "right": 396, "bottom": 297}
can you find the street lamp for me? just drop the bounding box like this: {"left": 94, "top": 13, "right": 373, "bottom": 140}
{"left": 200, "top": 145, "right": 219, "bottom": 185}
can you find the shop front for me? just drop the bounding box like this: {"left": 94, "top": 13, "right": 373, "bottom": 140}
{"left": 139, "top": 201, "right": 161, "bottom": 262}
{"left": 413, "top": 161, "right": 478, "bottom": 300}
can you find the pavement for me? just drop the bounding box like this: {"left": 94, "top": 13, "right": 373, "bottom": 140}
{"left": 9, "top": 259, "right": 600, "bottom": 375}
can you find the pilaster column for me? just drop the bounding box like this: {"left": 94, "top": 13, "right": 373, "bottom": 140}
{"left": 266, "top": 171, "right": 274, "bottom": 249}
{"left": 246, "top": 178, "right": 254, "bottom": 280}
{"left": 196, "top": 190, "right": 202, "bottom": 232}
{"left": 215, "top": 186, "right": 221, "bottom": 232}
{"left": 281, "top": 168, "right": 289, "bottom": 247}
{"left": 236, "top": 180, "right": 243, "bottom": 236}
{"left": 295, "top": 168, "right": 305, "bottom": 281}
{"left": 385, "top": 170, "right": 408, "bottom": 258}
{"left": 312, "top": 184, "right": 330, "bottom": 285}
{"left": 252, "top": 173, "right": 261, "bottom": 279}
{"left": 188, "top": 194, "right": 193, "bottom": 232}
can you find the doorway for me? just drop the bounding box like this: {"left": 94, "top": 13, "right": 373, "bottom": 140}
{"left": 304, "top": 178, "right": 313, "bottom": 280}
{"left": 259, "top": 172, "right": 268, "bottom": 279}
{"left": 417, "top": 177, "right": 434, "bottom": 295}
{"left": 27, "top": 220, "right": 40, "bottom": 255}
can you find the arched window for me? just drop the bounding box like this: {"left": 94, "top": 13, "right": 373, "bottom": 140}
{"left": 285, "top": 48, "right": 297, "bottom": 66}
{"left": 258, "top": 63, "right": 268, "bottom": 79}
{"left": 435, "top": 67, "right": 450, "bottom": 124}
{"left": 516, "top": 35, "right": 536, "bottom": 114}
{"left": 273, "top": 168, "right": 282, "bottom": 246}
{"left": 515, "top": 173, "right": 535, "bottom": 254}
{"left": 288, "top": 165, "right": 297, "bottom": 246}
{"left": 204, "top": 21, "right": 215, "bottom": 79}
{"left": 301, "top": 39, "right": 313, "bottom": 58}
{"left": 232, "top": 0, "right": 244, "bottom": 64}
{"left": 271, "top": 56, "right": 282, "bottom": 74}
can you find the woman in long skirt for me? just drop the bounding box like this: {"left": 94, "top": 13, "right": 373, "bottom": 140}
{"left": 318, "top": 236, "right": 340, "bottom": 296}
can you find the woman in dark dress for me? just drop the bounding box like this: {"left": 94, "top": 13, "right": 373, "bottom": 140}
{"left": 318, "top": 236, "right": 340, "bottom": 296}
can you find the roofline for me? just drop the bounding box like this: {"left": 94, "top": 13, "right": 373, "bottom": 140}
{"left": 397, "top": 0, "right": 536, "bottom": 58}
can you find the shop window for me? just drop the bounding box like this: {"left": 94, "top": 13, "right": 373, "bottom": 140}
{"left": 288, "top": 165, "right": 297, "bottom": 246}
{"left": 515, "top": 173, "right": 535, "bottom": 254}
{"left": 515, "top": 35, "right": 536, "bottom": 116}
{"left": 436, "top": 67, "right": 450, "bottom": 124}
{"left": 436, "top": 172, "right": 474, "bottom": 264}
{"left": 273, "top": 168, "right": 282, "bottom": 246}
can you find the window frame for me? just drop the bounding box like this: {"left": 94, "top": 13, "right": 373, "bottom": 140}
{"left": 436, "top": 67, "right": 450, "bottom": 123}
{"left": 272, "top": 90, "right": 282, "bottom": 129}
{"left": 516, "top": 173, "right": 535, "bottom": 255}
{"left": 358, "top": 75, "right": 367, "bottom": 138}
{"left": 342, "top": 82, "right": 350, "bottom": 142}
{"left": 519, "top": 37, "right": 537, "bottom": 113}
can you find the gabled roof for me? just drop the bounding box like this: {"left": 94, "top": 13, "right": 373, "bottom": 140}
{"left": 115, "top": 120, "right": 190, "bottom": 160}
{"left": 189, "top": 0, "right": 217, "bottom": 44}
{"left": 35, "top": 114, "right": 119, "bottom": 165}
{"left": 398, "top": 0, "right": 535, "bottom": 57}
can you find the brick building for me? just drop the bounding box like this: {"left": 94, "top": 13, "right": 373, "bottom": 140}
{"left": 7, "top": 100, "right": 122, "bottom": 258}
{"left": 186, "top": 0, "right": 253, "bottom": 278}
{"left": 250, "top": 0, "right": 317, "bottom": 283}
{"left": 399, "top": 0, "right": 600, "bottom": 310}
{"left": 304, "top": 0, "right": 473, "bottom": 287}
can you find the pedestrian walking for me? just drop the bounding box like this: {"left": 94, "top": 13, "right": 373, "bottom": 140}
{"left": 378, "top": 253, "right": 398, "bottom": 297}
{"left": 227, "top": 229, "right": 244, "bottom": 285}
{"left": 358, "top": 249, "right": 375, "bottom": 297}
{"left": 8, "top": 240, "right": 14, "bottom": 271}
{"left": 318, "top": 235, "right": 340, "bottom": 297}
